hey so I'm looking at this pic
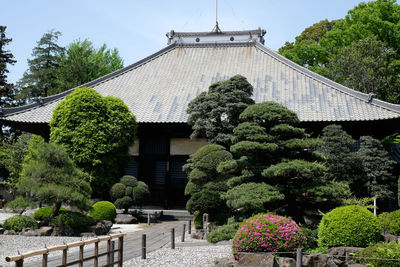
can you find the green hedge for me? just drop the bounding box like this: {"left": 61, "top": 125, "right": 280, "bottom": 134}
{"left": 33, "top": 206, "right": 67, "bottom": 221}
{"left": 4, "top": 215, "right": 37, "bottom": 232}
{"left": 206, "top": 222, "right": 240, "bottom": 243}
{"left": 51, "top": 211, "right": 95, "bottom": 229}
{"left": 355, "top": 241, "right": 400, "bottom": 266}
{"left": 378, "top": 210, "right": 400, "bottom": 235}
{"left": 318, "top": 205, "right": 382, "bottom": 247}
{"left": 89, "top": 201, "right": 117, "bottom": 222}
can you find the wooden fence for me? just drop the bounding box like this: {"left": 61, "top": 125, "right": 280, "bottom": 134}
{"left": 5, "top": 233, "right": 126, "bottom": 267}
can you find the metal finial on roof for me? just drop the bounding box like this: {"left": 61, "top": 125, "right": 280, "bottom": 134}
{"left": 212, "top": 0, "right": 222, "bottom": 33}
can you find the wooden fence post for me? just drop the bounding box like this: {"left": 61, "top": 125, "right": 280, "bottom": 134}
{"left": 62, "top": 247, "right": 67, "bottom": 266}
{"left": 188, "top": 220, "right": 192, "bottom": 235}
{"left": 79, "top": 244, "right": 84, "bottom": 267}
{"left": 171, "top": 228, "right": 175, "bottom": 249}
{"left": 15, "top": 259, "right": 23, "bottom": 267}
{"left": 110, "top": 241, "right": 115, "bottom": 266}
{"left": 181, "top": 224, "right": 186, "bottom": 242}
{"left": 118, "top": 236, "right": 124, "bottom": 267}
{"left": 42, "top": 253, "right": 48, "bottom": 267}
{"left": 296, "top": 248, "right": 302, "bottom": 267}
{"left": 142, "top": 234, "right": 146, "bottom": 259}
{"left": 94, "top": 241, "right": 99, "bottom": 267}
{"left": 107, "top": 239, "right": 111, "bottom": 266}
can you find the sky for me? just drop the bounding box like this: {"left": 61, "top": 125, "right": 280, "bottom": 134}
{"left": 3, "top": 0, "right": 367, "bottom": 84}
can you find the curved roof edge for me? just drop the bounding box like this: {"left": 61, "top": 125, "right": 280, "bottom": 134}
{"left": 0, "top": 43, "right": 179, "bottom": 117}
{"left": 253, "top": 42, "right": 400, "bottom": 114}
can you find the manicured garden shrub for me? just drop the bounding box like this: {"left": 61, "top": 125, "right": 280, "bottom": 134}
{"left": 89, "top": 201, "right": 117, "bottom": 222}
{"left": 318, "top": 205, "right": 381, "bottom": 247}
{"left": 4, "top": 215, "right": 37, "bottom": 232}
{"left": 232, "top": 214, "right": 306, "bottom": 254}
{"left": 33, "top": 206, "right": 67, "bottom": 221}
{"left": 378, "top": 210, "right": 400, "bottom": 235}
{"left": 51, "top": 211, "right": 95, "bottom": 229}
{"left": 110, "top": 175, "right": 150, "bottom": 213}
{"left": 207, "top": 222, "right": 240, "bottom": 243}
{"left": 354, "top": 241, "right": 400, "bottom": 266}
{"left": 300, "top": 225, "right": 319, "bottom": 251}
{"left": 193, "top": 211, "right": 203, "bottom": 229}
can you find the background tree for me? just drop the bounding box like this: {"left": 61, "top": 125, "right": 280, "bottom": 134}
{"left": 187, "top": 75, "right": 254, "bottom": 148}
{"left": 56, "top": 40, "right": 123, "bottom": 92}
{"left": 320, "top": 125, "right": 364, "bottom": 193}
{"left": 8, "top": 142, "right": 91, "bottom": 225}
{"left": 219, "top": 102, "right": 350, "bottom": 221}
{"left": 0, "top": 25, "right": 16, "bottom": 107}
{"left": 326, "top": 36, "right": 397, "bottom": 102}
{"left": 50, "top": 87, "right": 137, "bottom": 196}
{"left": 16, "top": 30, "right": 64, "bottom": 101}
{"left": 279, "top": 0, "right": 400, "bottom": 103}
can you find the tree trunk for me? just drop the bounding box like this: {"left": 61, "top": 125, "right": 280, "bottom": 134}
{"left": 39, "top": 202, "right": 61, "bottom": 226}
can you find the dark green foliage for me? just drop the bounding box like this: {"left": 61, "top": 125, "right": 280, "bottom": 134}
{"left": 89, "top": 201, "right": 117, "bottom": 222}
{"left": 110, "top": 175, "right": 150, "bottom": 213}
{"left": 110, "top": 183, "right": 125, "bottom": 200}
{"left": 0, "top": 25, "right": 16, "bottom": 107}
{"left": 1, "top": 134, "right": 43, "bottom": 188}
{"left": 50, "top": 87, "right": 137, "bottom": 195}
{"left": 378, "top": 210, "right": 400, "bottom": 235}
{"left": 56, "top": 40, "right": 123, "bottom": 92}
{"left": 224, "top": 183, "right": 284, "bottom": 215}
{"left": 301, "top": 225, "right": 319, "bottom": 251}
{"left": 16, "top": 30, "right": 64, "bottom": 100}
{"left": 206, "top": 222, "right": 240, "bottom": 243}
{"left": 326, "top": 36, "right": 397, "bottom": 101}
{"left": 3, "top": 215, "right": 37, "bottom": 232}
{"left": 187, "top": 75, "right": 254, "bottom": 147}
{"left": 222, "top": 102, "right": 349, "bottom": 221}
{"left": 51, "top": 210, "right": 95, "bottom": 229}
{"left": 184, "top": 144, "right": 232, "bottom": 224}
{"left": 132, "top": 185, "right": 150, "bottom": 206}
{"left": 33, "top": 206, "right": 66, "bottom": 221}
{"left": 238, "top": 102, "right": 299, "bottom": 128}
{"left": 279, "top": 1, "right": 400, "bottom": 103}
{"left": 358, "top": 136, "right": 396, "bottom": 201}
{"left": 114, "top": 196, "right": 133, "bottom": 212}
{"left": 120, "top": 175, "right": 138, "bottom": 187}
{"left": 354, "top": 241, "right": 400, "bottom": 267}
{"left": 318, "top": 205, "right": 382, "bottom": 247}
{"left": 186, "top": 189, "right": 225, "bottom": 214}
{"left": 9, "top": 142, "right": 92, "bottom": 225}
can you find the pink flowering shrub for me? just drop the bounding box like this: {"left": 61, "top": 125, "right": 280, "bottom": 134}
{"left": 232, "top": 213, "right": 306, "bottom": 254}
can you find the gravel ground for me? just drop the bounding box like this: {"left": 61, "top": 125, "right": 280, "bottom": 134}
{"left": 123, "top": 245, "right": 232, "bottom": 267}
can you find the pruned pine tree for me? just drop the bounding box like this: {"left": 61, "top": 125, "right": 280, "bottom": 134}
{"left": 187, "top": 75, "right": 254, "bottom": 148}
{"left": 219, "top": 102, "right": 350, "bottom": 221}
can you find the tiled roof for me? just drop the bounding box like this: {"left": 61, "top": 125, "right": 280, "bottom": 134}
{"left": 2, "top": 36, "right": 400, "bottom": 124}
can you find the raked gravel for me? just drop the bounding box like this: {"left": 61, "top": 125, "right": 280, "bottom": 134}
{"left": 123, "top": 244, "right": 232, "bottom": 267}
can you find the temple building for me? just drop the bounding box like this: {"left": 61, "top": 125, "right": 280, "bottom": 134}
{"left": 2, "top": 28, "right": 400, "bottom": 206}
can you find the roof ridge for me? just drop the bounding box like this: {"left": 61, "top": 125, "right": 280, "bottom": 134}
{"left": 254, "top": 42, "right": 400, "bottom": 114}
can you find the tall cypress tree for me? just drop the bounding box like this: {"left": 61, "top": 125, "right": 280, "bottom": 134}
{"left": 0, "top": 26, "right": 16, "bottom": 107}
{"left": 17, "top": 30, "right": 64, "bottom": 101}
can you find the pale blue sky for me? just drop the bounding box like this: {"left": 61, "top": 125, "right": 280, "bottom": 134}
{"left": 3, "top": 0, "right": 367, "bottom": 84}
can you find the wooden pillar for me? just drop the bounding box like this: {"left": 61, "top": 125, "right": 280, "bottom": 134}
{"left": 94, "top": 241, "right": 99, "bottom": 267}
{"left": 79, "top": 245, "right": 84, "bottom": 267}
{"left": 142, "top": 234, "right": 146, "bottom": 260}
{"left": 171, "top": 228, "right": 175, "bottom": 249}
{"left": 118, "top": 236, "right": 124, "bottom": 267}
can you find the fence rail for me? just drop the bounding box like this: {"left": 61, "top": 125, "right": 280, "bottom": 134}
{"left": 6, "top": 233, "right": 126, "bottom": 267}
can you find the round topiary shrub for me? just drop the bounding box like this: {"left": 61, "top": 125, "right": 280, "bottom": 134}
{"left": 132, "top": 185, "right": 150, "bottom": 206}
{"left": 89, "top": 201, "right": 117, "bottom": 222}
{"left": 233, "top": 214, "right": 306, "bottom": 254}
{"left": 51, "top": 211, "right": 95, "bottom": 229}
{"left": 33, "top": 206, "right": 67, "bottom": 221}
{"left": 110, "top": 183, "right": 126, "bottom": 200}
{"left": 318, "top": 205, "right": 382, "bottom": 247}
{"left": 4, "top": 215, "right": 38, "bottom": 232}
{"left": 120, "top": 175, "right": 138, "bottom": 187}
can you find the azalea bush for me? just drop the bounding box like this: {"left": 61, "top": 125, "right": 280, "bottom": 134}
{"left": 232, "top": 214, "right": 306, "bottom": 254}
